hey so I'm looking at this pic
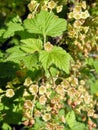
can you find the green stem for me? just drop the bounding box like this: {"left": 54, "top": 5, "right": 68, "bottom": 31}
{"left": 48, "top": 68, "right": 55, "bottom": 88}
{"left": 31, "top": 95, "right": 37, "bottom": 117}
{"left": 44, "top": 34, "right": 46, "bottom": 44}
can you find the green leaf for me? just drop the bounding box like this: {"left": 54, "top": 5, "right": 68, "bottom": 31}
{"left": 93, "top": 60, "right": 98, "bottom": 73}
{"left": 22, "top": 53, "right": 39, "bottom": 70}
{"left": 72, "top": 122, "right": 86, "bottom": 130}
{"left": 24, "top": 10, "right": 67, "bottom": 37}
{"left": 21, "top": 38, "right": 42, "bottom": 53}
{"left": 33, "top": 117, "right": 45, "bottom": 129}
{"left": 0, "top": 29, "right": 5, "bottom": 37}
{"left": 3, "top": 22, "right": 24, "bottom": 38}
{"left": 0, "top": 51, "right": 3, "bottom": 58}
{"left": 85, "top": 58, "right": 94, "bottom": 66}
{"left": 36, "top": 102, "right": 43, "bottom": 109}
{"left": 39, "top": 46, "right": 71, "bottom": 74}
{"left": 0, "top": 62, "right": 19, "bottom": 78}
{"left": 90, "top": 80, "right": 98, "bottom": 94}
{"left": 66, "top": 111, "right": 76, "bottom": 128}
{"left": 5, "top": 46, "right": 26, "bottom": 63}
{"left": 2, "top": 123, "right": 12, "bottom": 130}
{"left": 66, "top": 111, "right": 86, "bottom": 130}
{"left": 59, "top": 109, "right": 65, "bottom": 116}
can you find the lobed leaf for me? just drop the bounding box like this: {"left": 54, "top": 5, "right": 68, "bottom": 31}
{"left": 39, "top": 46, "right": 71, "bottom": 74}
{"left": 21, "top": 38, "right": 42, "bottom": 53}
{"left": 24, "top": 10, "right": 67, "bottom": 37}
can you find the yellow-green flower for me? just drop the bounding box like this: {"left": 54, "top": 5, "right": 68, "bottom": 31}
{"left": 0, "top": 89, "right": 4, "bottom": 93}
{"left": 44, "top": 42, "right": 53, "bottom": 51}
{"left": 39, "top": 95, "right": 47, "bottom": 105}
{"left": 81, "top": 1, "right": 86, "bottom": 9}
{"left": 81, "top": 10, "right": 90, "bottom": 19}
{"left": 48, "top": 0, "right": 56, "bottom": 10}
{"left": 39, "top": 85, "right": 46, "bottom": 95}
{"left": 29, "top": 84, "right": 38, "bottom": 95}
{"left": 42, "top": 113, "right": 51, "bottom": 122}
{"left": 42, "top": 4, "right": 48, "bottom": 11}
{"left": 5, "top": 89, "right": 15, "bottom": 98}
{"left": 55, "top": 85, "right": 65, "bottom": 95}
{"left": 73, "top": 13, "right": 81, "bottom": 20}
{"left": 73, "top": 20, "right": 82, "bottom": 28}
{"left": 24, "top": 77, "right": 33, "bottom": 87}
{"left": 28, "top": 0, "right": 37, "bottom": 12}
{"left": 56, "top": 5, "right": 63, "bottom": 13}
{"left": 24, "top": 100, "right": 33, "bottom": 109}
{"left": 23, "top": 89, "right": 30, "bottom": 97}
{"left": 68, "top": 12, "right": 74, "bottom": 19}
{"left": 73, "top": 5, "right": 81, "bottom": 12}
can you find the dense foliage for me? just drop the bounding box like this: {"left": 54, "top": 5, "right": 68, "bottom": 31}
{"left": 0, "top": 0, "right": 98, "bottom": 130}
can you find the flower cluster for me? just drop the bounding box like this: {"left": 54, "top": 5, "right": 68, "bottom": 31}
{"left": 68, "top": 1, "right": 89, "bottom": 20}
{"left": 27, "top": 0, "right": 63, "bottom": 18}
{"left": 67, "top": 1, "right": 98, "bottom": 59}
{"left": 22, "top": 76, "right": 98, "bottom": 129}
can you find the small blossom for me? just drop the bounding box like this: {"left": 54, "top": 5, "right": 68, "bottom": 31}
{"left": 46, "top": 91, "right": 51, "bottom": 99}
{"left": 73, "top": 20, "right": 82, "bottom": 28}
{"left": 73, "top": 5, "right": 82, "bottom": 12}
{"left": 81, "top": 1, "right": 86, "bottom": 9}
{"left": 23, "top": 120, "right": 29, "bottom": 126}
{"left": 44, "top": 42, "right": 53, "bottom": 51}
{"left": 0, "top": 89, "right": 4, "bottom": 93}
{"left": 24, "top": 111, "right": 31, "bottom": 118}
{"left": 81, "top": 10, "right": 90, "bottom": 19}
{"left": 39, "top": 85, "right": 46, "bottom": 95}
{"left": 27, "top": 13, "right": 33, "bottom": 19}
{"left": 24, "top": 77, "right": 33, "bottom": 87}
{"left": 83, "top": 26, "right": 89, "bottom": 33}
{"left": 60, "top": 115, "right": 66, "bottom": 123}
{"left": 46, "top": 105, "right": 52, "bottom": 112}
{"left": 55, "top": 85, "right": 65, "bottom": 95}
{"left": 56, "top": 125, "right": 64, "bottom": 130}
{"left": 48, "top": 0, "right": 56, "bottom": 10}
{"left": 73, "top": 13, "right": 81, "bottom": 19}
{"left": 71, "top": 77, "right": 78, "bottom": 87}
{"left": 42, "top": 113, "right": 51, "bottom": 122}
{"left": 80, "top": 80, "right": 85, "bottom": 85}
{"left": 39, "top": 95, "right": 47, "bottom": 105}
{"left": 12, "top": 77, "right": 20, "bottom": 84}
{"left": 5, "top": 89, "right": 15, "bottom": 98}
{"left": 28, "top": 0, "right": 37, "bottom": 12}
{"left": 61, "top": 80, "right": 69, "bottom": 89}
{"left": 68, "top": 12, "right": 74, "bottom": 19}
{"left": 29, "top": 118, "right": 35, "bottom": 126}
{"left": 29, "top": 84, "right": 38, "bottom": 95}
{"left": 56, "top": 5, "right": 63, "bottom": 13}
{"left": 23, "top": 89, "right": 30, "bottom": 97}
{"left": 34, "top": 110, "right": 41, "bottom": 117}
{"left": 51, "top": 97, "right": 60, "bottom": 105}
{"left": 42, "top": 4, "right": 48, "bottom": 11}
{"left": 68, "top": 30, "right": 76, "bottom": 37}
{"left": 6, "top": 82, "right": 12, "bottom": 88}
{"left": 24, "top": 100, "right": 33, "bottom": 109}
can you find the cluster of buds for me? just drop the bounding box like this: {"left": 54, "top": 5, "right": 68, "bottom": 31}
{"left": 68, "top": 1, "right": 90, "bottom": 20}
{"left": 46, "top": 122, "right": 64, "bottom": 130}
{"left": 22, "top": 75, "right": 98, "bottom": 129}
{"left": 67, "top": 1, "right": 98, "bottom": 59}
{"left": 23, "top": 100, "right": 35, "bottom": 127}
{"left": 22, "top": 77, "right": 67, "bottom": 128}
{"left": 27, "top": 0, "right": 63, "bottom": 18}
{"left": 41, "top": 0, "right": 63, "bottom": 13}
{"left": 68, "top": 22, "right": 93, "bottom": 58}
{"left": 61, "top": 77, "right": 98, "bottom": 124}
{"left": 88, "top": 118, "right": 97, "bottom": 130}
